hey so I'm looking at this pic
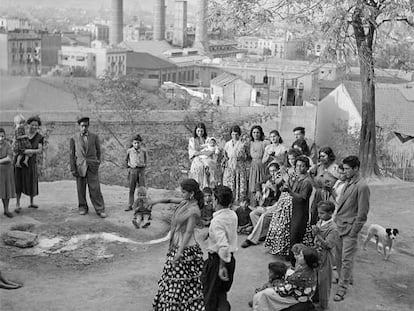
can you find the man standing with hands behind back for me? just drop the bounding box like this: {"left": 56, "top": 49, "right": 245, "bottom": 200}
{"left": 70, "top": 117, "right": 106, "bottom": 218}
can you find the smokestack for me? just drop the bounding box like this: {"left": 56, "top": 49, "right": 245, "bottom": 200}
{"left": 193, "top": 0, "right": 208, "bottom": 52}
{"left": 173, "top": 0, "right": 187, "bottom": 47}
{"left": 153, "top": 0, "right": 166, "bottom": 41}
{"left": 110, "top": 0, "right": 123, "bottom": 45}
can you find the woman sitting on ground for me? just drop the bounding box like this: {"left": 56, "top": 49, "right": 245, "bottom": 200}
{"left": 253, "top": 246, "right": 319, "bottom": 311}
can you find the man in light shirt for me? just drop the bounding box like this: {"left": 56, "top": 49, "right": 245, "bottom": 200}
{"left": 202, "top": 185, "right": 238, "bottom": 311}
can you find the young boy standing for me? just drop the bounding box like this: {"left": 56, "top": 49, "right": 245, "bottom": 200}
{"left": 125, "top": 135, "right": 147, "bottom": 211}
{"left": 200, "top": 187, "right": 214, "bottom": 227}
{"left": 202, "top": 185, "right": 238, "bottom": 311}
{"left": 312, "top": 200, "right": 339, "bottom": 310}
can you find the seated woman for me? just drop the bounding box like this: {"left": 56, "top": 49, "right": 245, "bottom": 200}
{"left": 253, "top": 246, "right": 319, "bottom": 311}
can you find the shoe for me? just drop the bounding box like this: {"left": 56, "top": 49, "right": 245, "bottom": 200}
{"left": 258, "top": 236, "right": 266, "bottom": 242}
{"left": 132, "top": 219, "right": 140, "bottom": 229}
{"left": 248, "top": 300, "right": 253, "bottom": 308}
{"left": 14, "top": 207, "right": 22, "bottom": 214}
{"left": 98, "top": 212, "right": 107, "bottom": 218}
{"left": 28, "top": 204, "right": 38, "bottom": 209}
{"left": 79, "top": 210, "right": 87, "bottom": 215}
{"left": 333, "top": 288, "right": 346, "bottom": 302}
{"left": 241, "top": 239, "right": 254, "bottom": 248}
{"left": 4, "top": 211, "right": 13, "bottom": 218}
{"left": 124, "top": 206, "right": 133, "bottom": 211}
{"left": 142, "top": 222, "right": 151, "bottom": 228}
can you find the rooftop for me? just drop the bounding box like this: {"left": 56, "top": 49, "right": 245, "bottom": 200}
{"left": 342, "top": 81, "right": 414, "bottom": 136}
{"left": 126, "top": 52, "right": 176, "bottom": 70}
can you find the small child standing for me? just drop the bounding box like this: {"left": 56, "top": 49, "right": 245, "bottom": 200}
{"left": 13, "top": 114, "right": 32, "bottom": 168}
{"left": 125, "top": 134, "right": 147, "bottom": 211}
{"left": 200, "top": 187, "right": 214, "bottom": 227}
{"left": 312, "top": 200, "right": 339, "bottom": 310}
{"left": 132, "top": 187, "right": 152, "bottom": 229}
{"left": 248, "top": 261, "right": 288, "bottom": 307}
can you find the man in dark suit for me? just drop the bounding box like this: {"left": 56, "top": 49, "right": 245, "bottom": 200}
{"left": 70, "top": 117, "right": 106, "bottom": 218}
{"left": 333, "top": 155, "right": 370, "bottom": 301}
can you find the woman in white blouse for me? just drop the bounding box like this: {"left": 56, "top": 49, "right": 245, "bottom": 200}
{"left": 188, "top": 122, "right": 211, "bottom": 189}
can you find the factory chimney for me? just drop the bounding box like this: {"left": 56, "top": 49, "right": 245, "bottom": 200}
{"left": 153, "top": 0, "right": 166, "bottom": 41}
{"left": 110, "top": 0, "right": 123, "bottom": 45}
{"left": 173, "top": 0, "right": 187, "bottom": 47}
{"left": 193, "top": 0, "right": 208, "bottom": 52}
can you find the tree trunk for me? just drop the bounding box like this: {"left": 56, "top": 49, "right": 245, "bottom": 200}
{"left": 352, "top": 5, "right": 380, "bottom": 177}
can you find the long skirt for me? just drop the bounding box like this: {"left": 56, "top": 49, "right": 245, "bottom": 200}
{"left": 264, "top": 192, "right": 292, "bottom": 256}
{"left": 0, "top": 163, "right": 16, "bottom": 199}
{"left": 248, "top": 159, "right": 265, "bottom": 193}
{"left": 223, "top": 166, "right": 247, "bottom": 203}
{"left": 153, "top": 245, "right": 205, "bottom": 311}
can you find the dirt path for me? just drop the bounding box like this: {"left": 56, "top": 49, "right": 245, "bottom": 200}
{"left": 1, "top": 180, "right": 413, "bottom": 311}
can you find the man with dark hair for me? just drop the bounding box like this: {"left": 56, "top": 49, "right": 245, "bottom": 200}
{"left": 333, "top": 155, "right": 370, "bottom": 302}
{"left": 70, "top": 117, "right": 106, "bottom": 218}
{"left": 292, "top": 126, "right": 317, "bottom": 162}
{"left": 202, "top": 185, "right": 238, "bottom": 311}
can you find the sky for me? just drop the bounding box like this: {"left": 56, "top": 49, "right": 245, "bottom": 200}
{"left": 0, "top": 0, "right": 195, "bottom": 13}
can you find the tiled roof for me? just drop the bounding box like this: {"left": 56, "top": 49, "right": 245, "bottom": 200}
{"left": 342, "top": 81, "right": 414, "bottom": 136}
{"left": 118, "top": 40, "right": 173, "bottom": 57}
{"left": 126, "top": 52, "right": 176, "bottom": 70}
{"left": 211, "top": 72, "right": 241, "bottom": 87}
{"left": 0, "top": 76, "right": 89, "bottom": 113}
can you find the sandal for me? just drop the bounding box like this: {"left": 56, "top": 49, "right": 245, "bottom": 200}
{"left": 333, "top": 288, "right": 346, "bottom": 302}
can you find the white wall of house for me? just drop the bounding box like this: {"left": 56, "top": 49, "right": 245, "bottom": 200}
{"left": 316, "top": 84, "right": 361, "bottom": 146}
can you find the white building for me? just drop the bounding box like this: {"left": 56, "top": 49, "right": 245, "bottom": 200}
{"left": 59, "top": 45, "right": 127, "bottom": 78}
{"left": 0, "top": 17, "right": 32, "bottom": 31}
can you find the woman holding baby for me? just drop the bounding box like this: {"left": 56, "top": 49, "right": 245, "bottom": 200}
{"left": 188, "top": 122, "right": 219, "bottom": 189}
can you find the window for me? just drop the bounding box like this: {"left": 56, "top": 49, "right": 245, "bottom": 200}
{"left": 148, "top": 74, "right": 159, "bottom": 79}
{"left": 211, "top": 72, "right": 217, "bottom": 79}
{"left": 76, "top": 56, "right": 85, "bottom": 61}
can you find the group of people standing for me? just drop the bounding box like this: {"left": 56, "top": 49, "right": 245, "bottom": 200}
{"left": 0, "top": 115, "right": 44, "bottom": 218}
{"left": 184, "top": 122, "right": 370, "bottom": 310}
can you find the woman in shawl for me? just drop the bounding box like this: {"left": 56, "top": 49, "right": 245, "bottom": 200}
{"left": 152, "top": 179, "right": 205, "bottom": 311}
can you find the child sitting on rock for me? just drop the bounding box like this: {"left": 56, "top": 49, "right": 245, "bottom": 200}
{"left": 132, "top": 187, "right": 151, "bottom": 229}
{"left": 248, "top": 261, "right": 288, "bottom": 307}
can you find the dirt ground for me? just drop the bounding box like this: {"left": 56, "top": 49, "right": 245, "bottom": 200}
{"left": 0, "top": 180, "right": 413, "bottom": 311}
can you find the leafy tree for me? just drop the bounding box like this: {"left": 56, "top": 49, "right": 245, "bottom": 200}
{"left": 209, "top": 0, "right": 414, "bottom": 176}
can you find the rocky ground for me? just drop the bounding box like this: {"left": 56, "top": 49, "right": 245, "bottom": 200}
{"left": 0, "top": 180, "right": 413, "bottom": 311}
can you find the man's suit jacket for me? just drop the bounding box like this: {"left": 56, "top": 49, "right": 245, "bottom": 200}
{"left": 70, "top": 132, "right": 101, "bottom": 177}
{"left": 335, "top": 174, "right": 370, "bottom": 237}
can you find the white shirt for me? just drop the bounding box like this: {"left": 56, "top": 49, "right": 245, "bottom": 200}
{"left": 206, "top": 208, "right": 238, "bottom": 263}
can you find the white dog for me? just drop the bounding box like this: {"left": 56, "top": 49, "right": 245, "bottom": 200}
{"left": 363, "top": 224, "right": 399, "bottom": 260}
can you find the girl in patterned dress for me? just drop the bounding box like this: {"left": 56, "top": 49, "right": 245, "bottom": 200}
{"left": 248, "top": 125, "right": 267, "bottom": 206}
{"left": 152, "top": 179, "right": 205, "bottom": 311}
{"left": 222, "top": 125, "right": 249, "bottom": 203}
{"left": 253, "top": 246, "right": 319, "bottom": 311}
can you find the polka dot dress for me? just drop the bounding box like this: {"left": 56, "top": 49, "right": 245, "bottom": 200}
{"left": 264, "top": 192, "right": 292, "bottom": 256}
{"left": 153, "top": 244, "right": 205, "bottom": 311}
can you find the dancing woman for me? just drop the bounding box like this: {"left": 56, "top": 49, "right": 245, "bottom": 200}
{"left": 152, "top": 178, "right": 205, "bottom": 311}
